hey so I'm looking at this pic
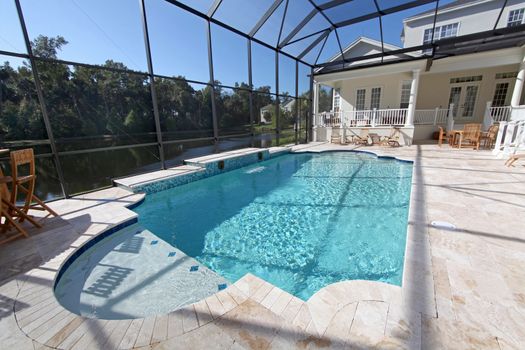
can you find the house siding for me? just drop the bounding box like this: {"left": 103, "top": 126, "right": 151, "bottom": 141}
{"left": 403, "top": 0, "right": 525, "bottom": 48}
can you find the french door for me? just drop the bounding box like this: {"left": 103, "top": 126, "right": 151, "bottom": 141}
{"left": 448, "top": 83, "right": 479, "bottom": 118}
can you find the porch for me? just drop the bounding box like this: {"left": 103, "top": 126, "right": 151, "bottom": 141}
{"left": 312, "top": 45, "right": 525, "bottom": 145}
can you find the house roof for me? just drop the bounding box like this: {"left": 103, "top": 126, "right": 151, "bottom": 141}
{"left": 321, "top": 36, "right": 419, "bottom": 66}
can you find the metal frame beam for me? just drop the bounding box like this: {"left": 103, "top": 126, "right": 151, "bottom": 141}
{"left": 315, "top": 24, "right": 525, "bottom": 69}
{"left": 249, "top": 0, "right": 284, "bottom": 37}
{"left": 314, "top": 33, "right": 330, "bottom": 65}
{"left": 14, "top": 0, "right": 67, "bottom": 198}
{"left": 294, "top": 60, "right": 299, "bottom": 144}
{"left": 162, "top": 0, "right": 313, "bottom": 67}
{"left": 247, "top": 39, "right": 255, "bottom": 145}
{"left": 493, "top": 0, "right": 508, "bottom": 30}
{"left": 372, "top": 0, "right": 385, "bottom": 63}
{"left": 279, "top": 9, "right": 317, "bottom": 48}
{"left": 206, "top": 20, "right": 220, "bottom": 150}
{"left": 139, "top": 0, "right": 165, "bottom": 169}
{"left": 332, "top": 0, "right": 436, "bottom": 29}
{"left": 275, "top": 50, "right": 280, "bottom": 144}
{"left": 277, "top": 0, "right": 289, "bottom": 46}
{"left": 284, "top": 28, "right": 328, "bottom": 48}
{"left": 207, "top": 0, "right": 223, "bottom": 18}
{"left": 297, "top": 30, "right": 330, "bottom": 60}
{"left": 318, "top": 0, "right": 354, "bottom": 11}
{"left": 308, "top": 66, "right": 314, "bottom": 142}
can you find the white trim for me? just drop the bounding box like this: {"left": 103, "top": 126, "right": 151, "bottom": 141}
{"left": 314, "top": 47, "right": 525, "bottom": 84}
{"left": 324, "top": 36, "right": 420, "bottom": 64}
{"left": 403, "top": 0, "right": 494, "bottom": 23}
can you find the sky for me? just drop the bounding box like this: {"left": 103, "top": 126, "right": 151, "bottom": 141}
{"left": 0, "top": 0, "right": 456, "bottom": 95}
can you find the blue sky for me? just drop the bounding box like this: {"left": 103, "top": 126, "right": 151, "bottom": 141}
{"left": 1, "top": 0, "right": 452, "bottom": 94}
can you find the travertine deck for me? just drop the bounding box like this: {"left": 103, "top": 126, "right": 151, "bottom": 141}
{"left": 1, "top": 143, "right": 524, "bottom": 349}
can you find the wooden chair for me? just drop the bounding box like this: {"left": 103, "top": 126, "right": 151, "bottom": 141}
{"left": 381, "top": 127, "right": 401, "bottom": 147}
{"left": 369, "top": 133, "right": 381, "bottom": 145}
{"left": 480, "top": 124, "right": 499, "bottom": 149}
{"left": 459, "top": 123, "right": 481, "bottom": 150}
{"left": 0, "top": 170, "right": 35, "bottom": 245}
{"left": 330, "top": 127, "right": 341, "bottom": 144}
{"left": 10, "top": 149, "right": 58, "bottom": 222}
{"left": 353, "top": 128, "right": 370, "bottom": 145}
{"left": 438, "top": 127, "right": 456, "bottom": 147}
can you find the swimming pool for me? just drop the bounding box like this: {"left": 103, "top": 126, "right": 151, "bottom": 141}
{"left": 54, "top": 151, "right": 412, "bottom": 319}
{"left": 136, "top": 151, "right": 412, "bottom": 300}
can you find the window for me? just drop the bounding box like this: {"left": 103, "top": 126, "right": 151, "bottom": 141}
{"left": 356, "top": 89, "right": 366, "bottom": 111}
{"left": 508, "top": 8, "right": 524, "bottom": 27}
{"left": 370, "top": 87, "right": 381, "bottom": 110}
{"left": 400, "top": 81, "right": 411, "bottom": 108}
{"left": 496, "top": 72, "right": 518, "bottom": 79}
{"left": 423, "top": 23, "right": 459, "bottom": 53}
{"left": 450, "top": 75, "right": 482, "bottom": 84}
{"left": 333, "top": 89, "right": 341, "bottom": 111}
{"left": 492, "top": 83, "right": 509, "bottom": 107}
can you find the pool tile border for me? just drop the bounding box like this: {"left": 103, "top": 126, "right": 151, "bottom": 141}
{"left": 120, "top": 147, "right": 292, "bottom": 195}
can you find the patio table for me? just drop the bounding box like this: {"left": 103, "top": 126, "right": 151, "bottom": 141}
{"left": 449, "top": 130, "right": 464, "bottom": 148}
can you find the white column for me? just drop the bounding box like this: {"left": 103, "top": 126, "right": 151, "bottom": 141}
{"left": 405, "top": 69, "right": 420, "bottom": 126}
{"left": 511, "top": 51, "right": 525, "bottom": 107}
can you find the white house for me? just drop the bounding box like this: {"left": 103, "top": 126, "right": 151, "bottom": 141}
{"left": 313, "top": 0, "right": 525, "bottom": 144}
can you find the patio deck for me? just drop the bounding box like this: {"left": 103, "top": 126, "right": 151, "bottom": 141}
{"left": 1, "top": 143, "right": 524, "bottom": 349}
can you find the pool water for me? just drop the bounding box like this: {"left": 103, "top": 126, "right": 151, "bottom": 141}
{"left": 135, "top": 152, "right": 412, "bottom": 300}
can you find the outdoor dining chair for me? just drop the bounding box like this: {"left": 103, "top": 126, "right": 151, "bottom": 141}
{"left": 10, "top": 148, "right": 58, "bottom": 222}
{"left": 458, "top": 123, "right": 482, "bottom": 150}
{"left": 480, "top": 124, "right": 499, "bottom": 149}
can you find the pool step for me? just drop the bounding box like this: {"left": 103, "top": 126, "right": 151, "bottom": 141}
{"left": 113, "top": 165, "right": 205, "bottom": 192}
{"left": 184, "top": 148, "right": 269, "bottom": 169}
{"left": 114, "top": 147, "right": 291, "bottom": 194}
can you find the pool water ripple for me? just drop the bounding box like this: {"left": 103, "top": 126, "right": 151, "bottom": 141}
{"left": 136, "top": 152, "right": 412, "bottom": 300}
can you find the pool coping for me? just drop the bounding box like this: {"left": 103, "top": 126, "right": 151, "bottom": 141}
{"left": 11, "top": 146, "right": 426, "bottom": 349}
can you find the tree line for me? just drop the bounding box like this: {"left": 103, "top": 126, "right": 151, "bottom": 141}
{"left": 1, "top": 35, "right": 310, "bottom": 149}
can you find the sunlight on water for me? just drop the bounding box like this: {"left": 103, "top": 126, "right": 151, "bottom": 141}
{"left": 135, "top": 152, "right": 413, "bottom": 300}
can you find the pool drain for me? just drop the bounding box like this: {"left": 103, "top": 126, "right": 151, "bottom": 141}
{"left": 431, "top": 221, "right": 457, "bottom": 230}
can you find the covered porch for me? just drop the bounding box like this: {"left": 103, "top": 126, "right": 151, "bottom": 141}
{"left": 312, "top": 45, "right": 525, "bottom": 145}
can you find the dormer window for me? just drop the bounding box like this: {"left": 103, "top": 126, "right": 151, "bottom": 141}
{"left": 422, "top": 23, "right": 459, "bottom": 54}
{"left": 508, "top": 8, "right": 524, "bottom": 27}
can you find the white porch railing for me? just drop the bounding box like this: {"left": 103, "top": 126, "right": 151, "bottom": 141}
{"left": 490, "top": 106, "right": 512, "bottom": 122}
{"left": 413, "top": 107, "right": 450, "bottom": 125}
{"left": 314, "top": 109, "right": 407, "bottom": 127}
{"left": 493, "top": 119, "right": 525, "bottom": 157}
{"left": 483, "top": 104, "right": 525, "bottom": 130}
{"left": 314, "top": 106, "right": 452, "bottom": 128}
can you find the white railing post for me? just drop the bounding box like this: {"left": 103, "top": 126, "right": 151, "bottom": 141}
{"left": 433, "top": 107, "right": 439, "bottom": 126}
{"left": 372, "top": 108, "right": 377, "bottom": 127}
{"left": 503, "top": 122, "right": 516, "bottom": 155}
{"left": 447, "top": 103, "right": 455, "bottom": 131}
{"left": 493, "top": 121, "right": 506, "bottom": 154}
{"left": 483, "top": 101, "right": 493, "bottom": 131}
